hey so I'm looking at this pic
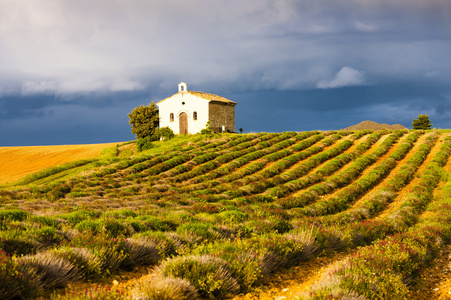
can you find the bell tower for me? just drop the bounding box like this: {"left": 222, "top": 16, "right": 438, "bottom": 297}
{"left": 178, "top": 82, "right": 188, "bottom": 92}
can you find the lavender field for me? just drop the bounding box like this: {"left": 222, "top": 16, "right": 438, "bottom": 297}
{"left": 1, "top": 130, "right": 451, "bottom": 299}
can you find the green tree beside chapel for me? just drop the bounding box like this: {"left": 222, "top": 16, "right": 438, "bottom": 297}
{"left": 128, "top": 102, "right": 160, "bottom": 140}
{"left": 412, "top": 114, "right": 433, "bottom": 130}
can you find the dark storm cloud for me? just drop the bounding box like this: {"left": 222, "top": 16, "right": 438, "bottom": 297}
{"left": 230, "top": 79, "right": 451, "bottom": 132}
{"left": 0, "top": 92, "right": 149, "bottom": 146}
{"left": 0, "top": 96, "right": 57, "bottom": 120}
{"left": 0, "top": 0, "right": 450, "bottom": 145}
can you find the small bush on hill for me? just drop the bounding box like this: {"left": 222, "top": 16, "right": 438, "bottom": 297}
{"left": 0, "top": 250, "right": 41, "bottom": 300}
{"left": 160, "top": 255, "right": 239, "bottom": 299}
{"left": 120, "top": 238, "right": 161, "bottom": 270}
{"left": 57, "top": 210, "right": 100, "bottom": 225}
{"left": 0, "top": 209, "right": 30, "bottom": 221}
{"left": 137, "top": 136, "right": 154, "bottom": 151}
{"left": 157, "top": 126, "right": 175, "bottom": 140}
{"left": 200, "top": 121, "right": 213, "bottom": 135}
{"left": 52, "top": 247, "right": 102, "bottom": 279}
{"left": 131, "top": 274, "right": 198, "bottom": 300}
{"left": 19, "top": 250, "right": 80, "bottom": 289}
{"left": 0, "top": 230, "right": 37, "bottom": 256}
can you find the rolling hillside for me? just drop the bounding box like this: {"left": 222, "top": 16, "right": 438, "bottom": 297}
{"left": 1, "top": 130, "right": 451, "bottom": 299}
{"left": 0, "top": 143, "right": 119, "bottom": 184}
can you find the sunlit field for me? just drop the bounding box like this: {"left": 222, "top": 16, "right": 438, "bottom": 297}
{"left": 1, "top": 130, "right": 451, "bottom": 299}
{"left": 0, "top": 143, "right": 119, "bottom": 184}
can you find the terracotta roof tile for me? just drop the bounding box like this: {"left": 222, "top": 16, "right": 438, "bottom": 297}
{"left": 187, "top": 91, "right": 236, "bottom": 105}
{"left": 157, "top": 90, "right": 236, "bottom": 105}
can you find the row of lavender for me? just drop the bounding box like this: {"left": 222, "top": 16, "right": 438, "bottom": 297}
{"left": 1, "top": 129, "right": 447, "bottom": 299}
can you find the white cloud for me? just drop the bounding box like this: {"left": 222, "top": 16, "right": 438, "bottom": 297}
{"left": 20, "top": 77, "right": 144, "bottom": 96}
{"left": 21, "top": 80, "right": 58, "bottom": 96}
{"left": 425, "top": 71, "right": 439, "bottom": 78}
{"left": 353, "top": 21, "right": 378, "bottom": 32}
{"left": 317, "top": 67, "right": 367, "bottom": 89}
{"left": 0, "top": 0, "right": 450, "bottom": 96}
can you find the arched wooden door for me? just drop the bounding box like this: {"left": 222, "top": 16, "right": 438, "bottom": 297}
{"left": 179, "top": 112, "right": 188, "bottom": 134}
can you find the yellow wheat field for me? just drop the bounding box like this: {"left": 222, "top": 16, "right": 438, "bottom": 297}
{"left": 0, "top": 143, "right": 119, "bottom": 184}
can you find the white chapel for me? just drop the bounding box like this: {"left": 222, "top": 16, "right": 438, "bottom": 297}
{"left": 157, "top": 82, "right": 237, "bottom": 135}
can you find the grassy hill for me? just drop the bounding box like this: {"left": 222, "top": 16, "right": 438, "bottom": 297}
{"left": 1, "top": 130, "right": 451, "bottom": 299}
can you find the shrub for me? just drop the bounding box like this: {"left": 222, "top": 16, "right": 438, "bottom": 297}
{"left": 131, "top": 216, "right": 176, "bottom": 232}
{"left": 191, "top": 202, "right": 220, "bottom": 214}
{"left": 131, "top": 274, "right": 198, "bottom": 300}
{"left": 200, "top": 121, "right": 213, "bottom": 135}
{"left": 120, "top": 238, "right": 161, "bottom": 270}
{"left": 164, "top": 211, "right": 196, "bottom": 225}
{"left": 326, "top": 233, "right": 436, "bottom": 299}
{"left": 195, "top": 241, "right": 263, "bottom": 291}
{"left": 176, "top": 222, "right": 222, "bottom": 242}
{"left": 74, "top": 219, "right": 103, "bottom": 233}
{"left": 137, "top": 136, "right": 154, "bottom": 152}
{"left": 19, "top": 250, "right": 80, "bottom": 289}
{"left": 217, "top": 210, "right": 248, "bottom": 225}
{"left": 103, "top": 209, "right": 137, "bottom": 218}
{"left": 157, "top": 126, "right": 176, "bottom": 141}
{"left": 48, "top": 183, "right": 72, "bottom": 201}
{"left": 52, "top": 247, "right": 102, "bottom": 279}
{"left": 159, "top": 255, "right": 239, "bottom": 299}
{"left": 93, "top": 244, "right": 128, "bottom": 274}
{"left": 57, "top": 210, "right": 100, "bottom": 225}
{"left": 101, "top": 219, "right": 134, "bottom": 236}
{"left": 75, "top": 219, "right": 133, "bottom": 237}
{"left": 29, "top": 215, "right": 61, "bottom": 228}
{"left": 33, "top": 226, "right": 66, "bottom": 247}
{"left": 0, "top": 250, "right": 41, "bottom": 300}
{"left": 0, "top": 209, "right": 30, "bottom": 222}
{"left": 284, "top": 227, "right": 319, "bottom": 263}
{"left": 243, "top": 218, "right": 291, "bottom": 234}
{"left": 69, "top": 232, "right": 129, "bottom": 274}
{"left": 0, "top": 230, "right": 37, "bottom": 256}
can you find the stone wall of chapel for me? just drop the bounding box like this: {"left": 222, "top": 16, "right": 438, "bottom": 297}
{"left": 208, "top": 102, "right": 236, "bottom": 133}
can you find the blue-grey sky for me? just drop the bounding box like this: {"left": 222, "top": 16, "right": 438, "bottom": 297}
{"left": 1, "top": 0, "right": 450, "bottom": 146}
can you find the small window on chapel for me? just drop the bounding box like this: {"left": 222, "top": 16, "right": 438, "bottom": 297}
{"left": 170, "top": 113, "right": 174, "bottom": 122}
{"left": 193, "top": 111, "right": 197, "bottom": 121}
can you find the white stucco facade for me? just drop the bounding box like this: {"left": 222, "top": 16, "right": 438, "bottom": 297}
{"left": 157, "top": 84, "right": 210, "bottom": 134}
{"left": 157, "top": 82, "right": 236, "bottom": 135}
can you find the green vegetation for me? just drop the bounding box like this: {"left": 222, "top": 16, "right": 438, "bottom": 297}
{"left": 1, "top": 129, "right": 451, "bottom": 299}
{"left": 128, "top": 102, "right": 159, "bottom": 140}
{"left": 200, "top": 120, "right": 213, "bottom": 135}
{"left": 157, "top": 126, "right": 175, "bottom": 141}
{"left": 412, "top": 113, "right": 433, "bottom": 130}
